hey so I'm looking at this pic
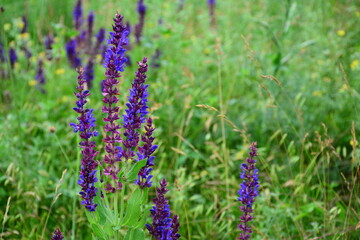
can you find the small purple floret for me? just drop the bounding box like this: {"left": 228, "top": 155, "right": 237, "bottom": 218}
{"left": 9, "top": 48, "right": 17, "bottom": 69}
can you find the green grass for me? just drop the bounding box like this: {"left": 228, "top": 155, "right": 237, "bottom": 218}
{"left": 0, "top": 0, "right": 360, "bottom": 239}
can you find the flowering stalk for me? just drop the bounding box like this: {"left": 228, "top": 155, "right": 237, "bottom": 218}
{"left": 35, "top": 59, "right": 45, "bottom": 85}
{"left": 87, "top": 11, "right": 95, "bottom": 48}
{"left": 134, "top": 0, "right": 146, "bottom": 44}
{"left": 70, "top": 68, "right": 99, "bottom": 211}
{"left": 84, "top": 60, "right": 94, "bottom": 89}
{"left": 9, "top": 48, "right": 17, "bottom": 69}
{"left": 238, "top": 142, "right": 260, "bottom": 240}
{"left": 207, "top": 0, "right": 216, "bottom": 26}
{"left": 50, "top": 228, "right": 64, "bottom": 240}
{"left": 73, "top": 0, "right": 83, "bottom": 30}
{"left": 102, "top": 13, "right": 129, "bottom": 193}
{"left": 146, "top": 179, "right": 180, "bottom": 239}
{"left": 136, "top": 117, "right": 157, "bottom": 188}
{"left": 65, "top": 39, "right": 82, "bottom": 68}
{"left": 121, "top": 58, "right": 149, "bottom": 161}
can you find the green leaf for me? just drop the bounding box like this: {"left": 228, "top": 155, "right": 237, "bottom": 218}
{"left": 121, "top": 188, "right": 142, "bottom": 227}
{"left": 124, "top": 228, "right": 145, "bottom": 240}
{"left": 125, "top": 159, "right": 147, "bottom": 182}
{"left": 93, "top": 193, "right": 116, "bottom": 226}
{"left": 91, "top": 224, "right": 109, "bottom": 240}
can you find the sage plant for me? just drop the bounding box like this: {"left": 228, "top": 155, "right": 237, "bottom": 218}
{"left": 238, "top": 142, "right": 260, "bottom": 240}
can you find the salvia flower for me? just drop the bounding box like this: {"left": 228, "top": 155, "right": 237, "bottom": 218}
{"left": 238, "top": 142, "right": 260, "bottom": 240}
{"left": 35, "top": 59, "right": 45, "bottom": 84}
{"left": 65, "top": 39, "right": 82, "bottom": 68}
{"left": 70, "top": 68, "right": 99, "bottom": 211}
{"left": 134, "top": 0, "right": 146, "bottom": 44}
{"left": 21, "top": 15, "right": 28, "bottom": 33}
{"left": 51, "top": 228, "right": 64, "bottom": 240}
{"left": 84, "top": 60, "right": 94, "bottom": 89}
{"left": 73, "top": 0, "right": 83, "bottom": 30}
{"left": 87, "top": 11, "right": 95, "bottom": 47}
{"left": 101, "top": 13, "right": 128, "bottom": 193}
{"left": 9, "top": 48, "right": 17, "bottom": 69}
{"left": 0, "top": 42, "right": 5, "bottom": 62}
{"left": 207, "top": 0, "right": 216, "bottom": 26}
{"left": 135, "top": 117, "right": 157, "bottom": 188}
{"left": 121, "top": 58, "right": 149, "bottom": 161}
{"left": 146, "top": 179, "right": 180, "bottom": 240}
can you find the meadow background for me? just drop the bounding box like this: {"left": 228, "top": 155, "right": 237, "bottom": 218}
{"left": 1, "top": 0, "right": 360, "bottom": 239}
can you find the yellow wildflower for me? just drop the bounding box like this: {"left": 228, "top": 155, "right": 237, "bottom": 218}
{"left": 163, "top": 33, "right": 171, "bottom": 39}
{"left": 4, "top": 23, "right": 11, "bottom": 31}
{"left": 61, "top": 96, "right": 69, "bottom": 103}
{"left": 29, "top": 80, "right": 37, "bottom": 86}
{"left": 323, "top": 77, "right": 331, "bottom": 83}
{"left": 311, "top": 73, "right": 318, "bottom": 79}
{"left": 350, "top": 139, "right": 358, "bottom": 147}
{"left": 96, "top": 54, "right": 102, "bottom": 62}
{"left": 356, "top": 11, "right": 360, "bottom": 17}
{"left": 17, "top": 21, "right": 24, "bottom": 30}
{"left": 55, "top": 69, "right": 65, "bottom": 75}
{"left": 312, "top": 91, "right": 323, "bottom": 97}
{"left": 19, "top": 32, "right": 30, "bottom": 40}
{"left": 350, "top": 60, "right": 359, "bottom": 70}
{"left": 339, "top": 84, "right": 349, "bottom": 92}
{"left": 337, "top": 30, "right": 345, "bottom": 37}
{"left": 54, "top": 37, "right": 59, "bottom": 43}
{"left": 39, "top": 52, "right": 46, "bottom": 58}
{"left": 203, "top": 48, "right": 211, "bottom": 55}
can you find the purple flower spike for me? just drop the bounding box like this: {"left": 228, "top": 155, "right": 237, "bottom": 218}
{"left": 66, "top": 39, "right": 82, "bottom": 68}
{"left": 35, "top": 59, "right": 45, "bottom": 84}
{"left": 44, "top": 34, "right": 54, "bottom": 50}
{"left": 96, "top": 28, "right": 106, "bottom": 45}
{"left": 87, "top": 11, "right": 95, "bottom": 47}
{"left": 0, "top": 42, "right": 5, "bottom": 62}
{"left": 101, "top": 13, "right": 129, "bottom": 193}
{"left": 238, "top": 142, "right": 260, "bottom": 240}
{"left": 70, "top": 68, "right": 99, "bottom": 211}
{"left": 9, "top": 48, "right": 17, "bottom": 69}
{"left": 121, "top": 58, "right": 149, "bottom": 161}
{"left": 135, "top": 117, "right": 157, "bottom": 188}
{"left": 134, "top": 0, "right": 146, "bottom": 44}
{"left": 73, "top": 0, "right": 83, "bottom": 30}
{"left": 84, "top": 60, "right": 94, "bottom": 89}
{"left": 146, "top": 179, "right": 180, "bottom": 240}
{"left": 21, "top": 16, "right": 28, "bottom": 33}
{"left": 207, "top": 0, "right": 216, "bottom": 26}
{"left": 51, "top": 228, "right": 64, "bottom": 240}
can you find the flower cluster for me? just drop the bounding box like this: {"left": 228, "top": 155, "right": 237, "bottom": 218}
{"left": 70, "top": 68, "right": 99, "bottom": 211}
{"left": 65, "top": 0, "right": 106, "bottom": 89}
{"left": 121, "top": 58, "right": 149, "bottom": 161}
{"left": 238, "top": 142, "right": 260, "bottom": 240}
{"left": 101, "top": 13, "right": 129, "bottom": 193}
{"left": 136, "top": 117, "right": 157, "bottom": 188}
{"left": 51, "top": 228, "right": 64, "bottom": 240}
{"left": 146, "top": 179, "right": 180, "bottom": 240}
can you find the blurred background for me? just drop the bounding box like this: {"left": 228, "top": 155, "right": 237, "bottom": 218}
{"left": 0, "top": 0, "right": 359, "bottom": 239}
